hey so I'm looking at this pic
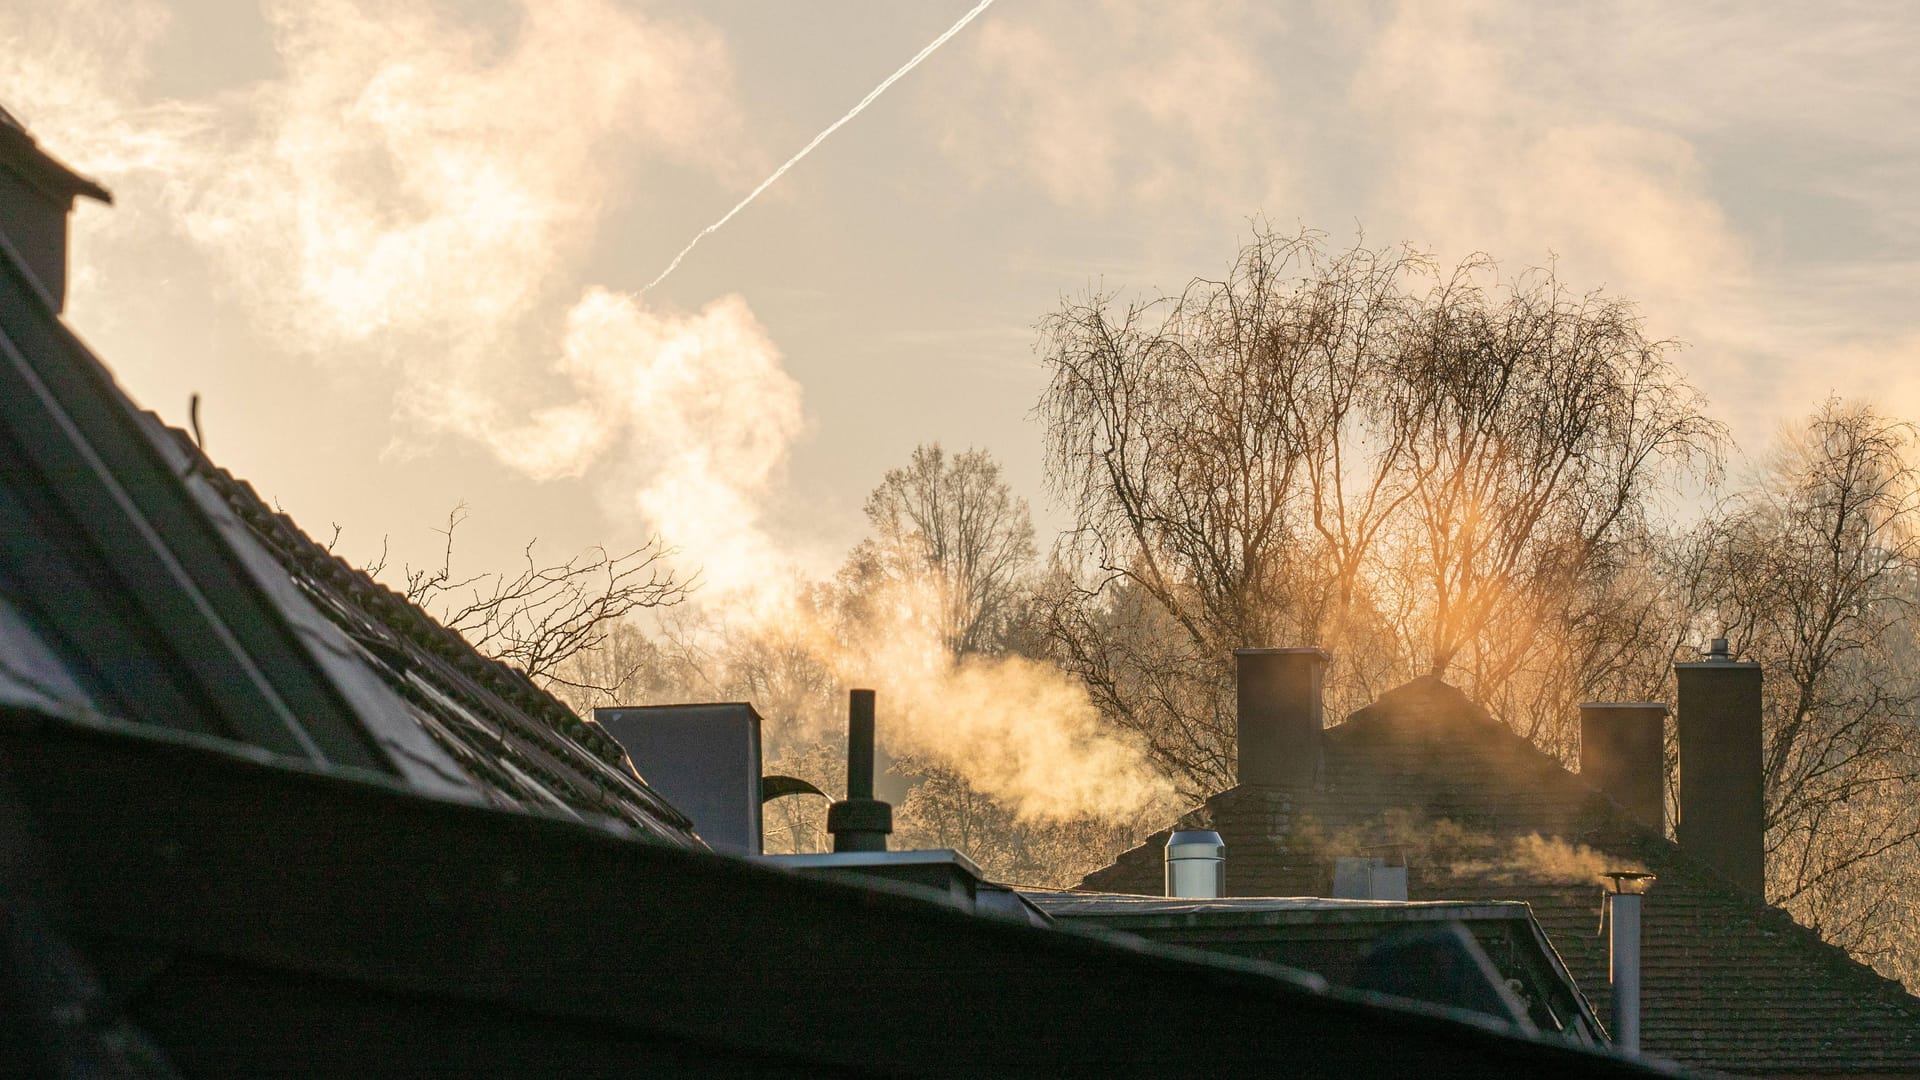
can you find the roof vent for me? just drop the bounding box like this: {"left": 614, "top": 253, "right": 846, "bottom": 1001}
{"left": 1332, "top": 855, "right": 1408, "bottom": 901}
{"left": 1165, "top": 830, "right": 1225, "bottom": 898}
{"left": 1602, "top": 871, "right": 1656, "bottom": 1054}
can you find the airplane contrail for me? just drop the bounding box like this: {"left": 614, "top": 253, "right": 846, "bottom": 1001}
{"left": 641, "top": 0, "right": 998, "bottom": 293}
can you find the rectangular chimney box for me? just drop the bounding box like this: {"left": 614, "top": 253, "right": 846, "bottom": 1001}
{"left": 0, "top": 113, "right": 113, "bottom": 313}
{"left": 1579, "top": 703, "right": 1668, "bottom": 833}
{"left": 1234, "top": 648, "right": 1328, "bottom": 787}
{"left": 1674, "top": 642, "right": 1765, "bottom": 895}
{"left": 595, "top": 703, "right": 764, "bottom": 855}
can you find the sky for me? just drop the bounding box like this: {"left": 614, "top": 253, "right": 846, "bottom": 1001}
{"left": 4, "top": 0, "right": 1918, "bottom": 595}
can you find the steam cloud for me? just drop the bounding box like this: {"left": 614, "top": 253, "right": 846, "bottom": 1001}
{"left": 744, "top": 575, "right": 1173, "bottom": 823}
{"left": 1, "top": 0, "right": 1167, "bottom": 824}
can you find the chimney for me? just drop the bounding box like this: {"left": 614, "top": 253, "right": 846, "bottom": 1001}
{"left": 1164, "top": 830, "right": 1225, "bottom": 898}
{"left": 0, "top": 107, "right": 113, "bottom": 313}
{"left": 1674, "top": 639, "right": 1765, "bottom": 895}
{"left": 595, "top": 703, "right": 765, "bottom": 855}
{"left": 1579, "top": 703, "right": 1668, "bottom": 833}
{"left": 1233, "top": 648, "right": 1328, "bottom": 787}
{"left": 826, "top": 689, "right": 892, "bottom": 853}
{"left": 1602, "top": 871, "right": 1656, "bottom": 1054}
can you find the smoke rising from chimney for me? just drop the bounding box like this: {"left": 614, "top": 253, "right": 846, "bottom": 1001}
{"left": 3, "top": 0, "right": 1168, "bottom": 824}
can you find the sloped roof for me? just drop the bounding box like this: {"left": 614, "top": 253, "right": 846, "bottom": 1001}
{"left": 0, "top": 185, "right": 694, "bottom": 843}
{"left": 165, "top": 423, "right": 698, "bottom": 837}
{"left": 4, "top": 702, "right": 1689, "bottom": 1079}
{"left": 1079, "top": 676, "right": 1920, "bottom": 1076}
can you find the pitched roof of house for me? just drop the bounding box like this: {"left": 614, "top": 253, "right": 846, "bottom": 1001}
{"left": 1078, "top": 676, "right": 1920, "bottom": 1077}
{"left": 0, "top": 183, "right": 693, "bottom": 844}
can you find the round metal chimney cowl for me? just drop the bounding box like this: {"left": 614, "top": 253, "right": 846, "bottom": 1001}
{"left": 1165, "top": 830, "right": 1226, "bottom": 899}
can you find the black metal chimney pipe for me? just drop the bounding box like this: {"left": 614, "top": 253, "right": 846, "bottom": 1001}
{"left": 1579, "top": 703, "right": 1668, "bottom": 834}
{"left": 827, "top": 689, "right": 892, "bottom": 852}
{"left": 1234, "top": 648, "right": 1328, "bottom": 787}
{"left": 1674, "top": 639, "right": 1765, "bottom": 895}
{"left": 846, "top": 688, "right": 876, "bottom": 801}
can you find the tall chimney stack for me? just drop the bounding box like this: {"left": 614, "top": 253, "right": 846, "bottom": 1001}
{"left": 0, "top": 109, "right": 113, "bottom": 313}
{"left": 1579, "top": 703, "right": 1668, "bottom": 833}
{"left": 1234, "top": 648, "right": 1328, "bottom": 787}
{"left": 1674, "top": 639, "right": 1765, "bottom": 895}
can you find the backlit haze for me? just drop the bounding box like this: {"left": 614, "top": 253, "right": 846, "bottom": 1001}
{"left": 6, "top": 0, "right": 1918, "bottom": 603}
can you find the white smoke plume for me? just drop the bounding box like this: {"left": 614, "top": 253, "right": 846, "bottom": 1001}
{"left": 728, "top": 574, "right": 1174, "bottom": 824}
{"left": 2, "top": 0, "right": 1167, "bottom": 825}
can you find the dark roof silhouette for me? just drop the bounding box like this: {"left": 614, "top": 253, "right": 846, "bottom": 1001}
{"left": 1079, "top": 676, "right": 1920, "bottom": 1077}
{"left": 169, "top": 424, "right": 696, "bottom": 836}
{"left": 0, "top": 162, "right": 691, "bottom": 841}
{"left": 0, "top": 105, "right": 112, "bottom": 205}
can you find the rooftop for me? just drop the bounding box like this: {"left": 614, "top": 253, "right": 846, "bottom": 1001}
{"left": 1078, "top": 676, "right": 1920, "bottom": 1076}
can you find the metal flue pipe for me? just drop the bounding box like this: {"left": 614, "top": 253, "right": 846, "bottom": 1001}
{"left": 1603, "top": 871, "right": 1655, "bottom": 1054}
{"left": 846, "top": 688, "right": 877, "bottom": 801}
{"left": 827, "top": 689, "right": 892, "bottom": 853}
{"left": 1165, "top": 831, "right": 1226, "bottom": 898}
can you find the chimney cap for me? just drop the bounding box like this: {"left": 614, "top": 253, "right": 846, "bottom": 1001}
{"left": 1675, "top": 638, "right": 1760, "bottom": 668}
{"left": 1602, "top": 871, "right": 1656, "bottom": 895}
{"left": 1232, "top": 647, "right": 1329, "bottom": 659}
{"left": 1166, "top": 829, "right": 1225, "bottom": 855}
{"left": 1578, "top": 702, "right": 1670, "bottom": 712}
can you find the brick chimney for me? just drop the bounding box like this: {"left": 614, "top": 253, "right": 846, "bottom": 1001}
{"left": 1579, "top": 702, "right": 1668, "bottom": 833}
{"left": 1233, "top": 648, "right": 1327, "bottom": 787}
{"left": 1674, "top": 639, "right": 1765, "bottom": 895}
{"left": 0, "top": 105, "right": 113, "bottom": 313}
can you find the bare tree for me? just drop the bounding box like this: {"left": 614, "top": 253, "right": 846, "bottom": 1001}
{"left": 1695, "top": 401, "right": 1920, "bottom": 968}
{"left": 388, "top": 504, "right": 688, "bottom": 695}
{"left": 848, "top": 444, "right": 1037, "bottom": 656}
{"left": 1036, "top": 226, "right": 1720, "bottom": 797}
{"left": 1384, "top": 263, "right": 1722, "bottom": 678}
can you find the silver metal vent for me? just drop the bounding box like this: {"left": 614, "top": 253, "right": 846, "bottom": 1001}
{"left": 1165, "top": 830, "right": 1226, "bottom": 898}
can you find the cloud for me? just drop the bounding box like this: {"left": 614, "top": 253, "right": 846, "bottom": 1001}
{"left": 2, "top": 0, "right": 816, "bottom": 580}
{"left": 1347, "top": 0, "right": 1920, "bottom": 443}
{"left": 0, "top": 1, "right": 210, "bottom": 182}
{"left": 934, "top": 0, "right": 1291, "bottom": 212}
{"left": 1350, "top": 2, "right": 1753, "bottom": 335}
{"left": 180, "top": 0, "right": 748, "bottom": 350}
{"left": 496, "top": 288, "right": 806, "bottom": 595}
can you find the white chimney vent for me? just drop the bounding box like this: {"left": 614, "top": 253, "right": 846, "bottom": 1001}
{"left": 1165, "top": 830, "right": 1225, "bottom": 898}
{"left": 1332, "top": 855, "right": 1409, "bottom": 901}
